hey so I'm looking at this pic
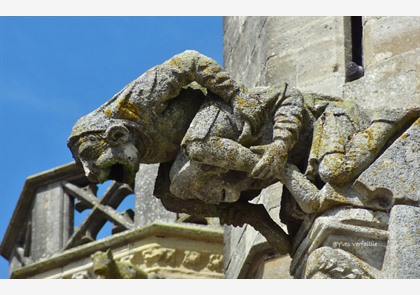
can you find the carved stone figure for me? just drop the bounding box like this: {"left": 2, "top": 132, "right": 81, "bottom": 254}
{"left": 91, "top": 249, "right": 148, "bottom": 279}
{"left": 207, "top": 254, "right": 224, "bottom": 273}
{"left": 68, "top": 50, "right": 299, "bottom": 254}
{"left": 182, "top": 250, "right": 202, "bottom": 269}
{"left": 69, "top": 50, "right": 419, "bottom": 278}
{"left": 141, "top": 246, "right": 176, "bottom": 268}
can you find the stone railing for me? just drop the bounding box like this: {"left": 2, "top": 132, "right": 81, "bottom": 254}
{"left": 0, "top": 163, "right": 224, "bottom": 279}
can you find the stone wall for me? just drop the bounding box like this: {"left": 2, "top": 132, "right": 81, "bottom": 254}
{"left": 224, "top": 16, "right": 349, "bottom": 97}
{"left": 344, "top": 16, "right": 419, "bottom": 109}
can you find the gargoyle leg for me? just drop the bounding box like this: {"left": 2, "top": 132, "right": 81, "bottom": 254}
{"left": 318, "top": 107, "right": 420, "bottom": 185}
{"left": 155, "top": 162, "right": 291, "bottom": 255}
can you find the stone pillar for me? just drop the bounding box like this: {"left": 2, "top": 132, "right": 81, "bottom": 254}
{"left": 224, "top": 182, "right": 292, "bottom": 278}
{"left": 382, "top": 205, "right": 420, "bottom": 278}
{"left": 134, "top": 164, "right": 176, "bottom": 227}
{"left": 31, "top": 182, "right": 73, "bottom": 261}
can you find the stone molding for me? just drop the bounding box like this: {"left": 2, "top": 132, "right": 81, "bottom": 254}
{"left": 11, "top": 222, "right": 224, "bottom": 279}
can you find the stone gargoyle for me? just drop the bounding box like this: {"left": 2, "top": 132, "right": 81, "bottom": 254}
{"left": 91, "top": 249, "right": 148, "bottom": 279}
{"left": 68, "top": 50, "right": 419, "bottom": 257}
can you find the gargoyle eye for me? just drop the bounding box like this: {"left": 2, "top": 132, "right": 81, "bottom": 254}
{"left": 86, "top": 134, "right": 100, "bottom": 142}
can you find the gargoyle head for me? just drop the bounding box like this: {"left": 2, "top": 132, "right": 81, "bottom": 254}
{"left": 67, "top": 108, "right": 147, "bottom": 185}
{"left": 68, "top": 79, "right": 204, "bottom": 186}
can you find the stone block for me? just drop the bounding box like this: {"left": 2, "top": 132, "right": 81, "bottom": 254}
{"left": 354, "top": 118, "right": 420, "bottom": 205}
{"left": 344, "top": 49, "right": 420, "bottom": 110}
{"left": 224, "top": 16, "right": 268, "bottom": 86}
{"left": 265, "top": 16, "right": 323, "bottom": 38}
{"left": 382, "top": 205, "right": 420, "bottom": 278}
{"left": 134, "top": 164, "right": 176, "bottom": 227}
{"left": 363, "top": 16, "right": 419, "bottom": 68}
{"left": 291, "top": 207, "right": 389, "bottom": 278}
{"left": 263, "top": 53, "right": 298, "bottom": 87}
{"left": 224, "top": 224, "right": 261, "bottom": 278}
{"left": 299, "top": 74, "right": 344, "bottom": 97}
{"left": 296, "top": 39, "right": 343, "bottom": 83}
{"left": 262, "top": 16, "right": 347, "bottom": 97}
{"left": 266, "top": 17, "right": 344, "bottom": 55}
{"left": 259, "top": 255, "right": 293, "bottom": 279}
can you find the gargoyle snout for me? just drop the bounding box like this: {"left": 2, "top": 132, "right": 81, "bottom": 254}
{"left": 105, "top": 124, "right": 130, "bottom": 146}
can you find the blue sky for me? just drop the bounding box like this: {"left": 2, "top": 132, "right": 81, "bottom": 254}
{"left": 0, "top": 16, "right": 223, "bottom": 279}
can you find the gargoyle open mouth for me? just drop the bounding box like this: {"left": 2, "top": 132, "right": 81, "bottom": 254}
{"left": 108, "top": 163, "right": 126, "bottom": 182}
{"left": 98, "top": 159, "right": 136, "bottom": 184}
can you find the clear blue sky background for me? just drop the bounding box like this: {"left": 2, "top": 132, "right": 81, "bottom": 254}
{"left": 0, "top": 16, "right": 223, "bottom": 279}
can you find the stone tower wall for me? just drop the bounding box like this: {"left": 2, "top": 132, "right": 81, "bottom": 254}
{"left": 344, "top": 16, "right": 419, "bottom": 110}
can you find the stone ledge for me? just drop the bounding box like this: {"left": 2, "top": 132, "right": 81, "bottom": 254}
{"left": 11, "top": 222, "right": 224, "bottom": 279}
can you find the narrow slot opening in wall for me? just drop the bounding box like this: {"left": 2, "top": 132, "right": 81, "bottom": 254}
{"left": 346, "top": 16, "right": 364, "bottom": 82}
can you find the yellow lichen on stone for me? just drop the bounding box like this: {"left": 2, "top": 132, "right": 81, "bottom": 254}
{"left": 236, "top": 97, "right": 256, "bottom": 108}
{"left": 363, "top": 129, "right": 376, "bottom": 151}
{"left": 116, "top": 98, "right": 140, "bottom": 122}
{"left": 104, "top": 108, "right": 112, "bottom": 118}
{"left": 167, "top": 57, "right": 189, "bottom": 71}
{"left": 204, "top": 66, "right": 214, "bottom": 74}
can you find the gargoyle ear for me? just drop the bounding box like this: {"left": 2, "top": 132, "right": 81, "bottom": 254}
{"left": 105, "top": 125, "right": 130, "bottom": 146}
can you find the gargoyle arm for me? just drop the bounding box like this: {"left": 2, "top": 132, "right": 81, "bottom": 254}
{"left": 137, "top": 50, "right": 246, "bottom": 113}
{"left": 183, "top": 136, "right": 260, "bottom": 173}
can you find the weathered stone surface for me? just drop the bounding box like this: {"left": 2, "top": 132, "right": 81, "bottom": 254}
{"left": 224, "top": 16, "right": 348, "bottom": 97}
{"left": 68, "top": 50, "right": 308, "bottom": 256}
{"left": 31, "top": 183, "right": 73, "bottom": 261}
{"left": 354, "top": 118, "right": 420, "bottom": 205}
{"left": 134, "top": 164, "right": 176, "bottom": 227}
{"left": 344, "top": 16, "right": 419, "bottom": 110}
{"left": 363, "top": 16, "right": 419, "bottom": 68}
{"left": 344, "top": 49, "right": 420, "bottom": 110}
{"left": 223, "top": 16, "right": 268, "bottom": 87}
{"left": 223, "top": 16, "right": 351, "bottom": 278}
{"left": 11, "top": 223, "right": 224, "bottom": 279}
{"left": 259, "top": 255, "right": 293, "bottom": 279}
{"left": 225, "top": 16, "right": 420, "bottom": 280}
{"left": 246, "top": 17, "right": 347, "bottom": 97}
{"left": 66, "top": 18, "right": 420, "bottom": 280}
{"left": 291, "top": 207, "right": 388, "bottom": 278}
{"left": 91, "top": 249, "right": 148, "bottom": 279}
{"left": 3, "top": 15, "right": 418, "bottom": 280}
{"left": 224, "top": 181, "right": 289, "bottom": 279}
{"left": 382, "top": 205, "right": 420, "bottom": 279}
